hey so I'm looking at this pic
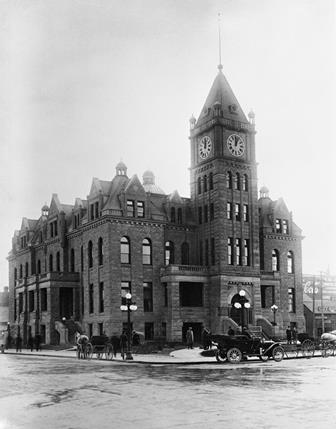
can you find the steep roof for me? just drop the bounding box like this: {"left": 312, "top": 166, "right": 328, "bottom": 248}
{"left": 196, "top": 69, "right": 248, "bottom": 127}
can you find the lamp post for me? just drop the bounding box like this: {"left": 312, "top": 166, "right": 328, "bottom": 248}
{"left": 271, "top": 304, "right": 278, "bottom": 325}
{"left": 120, "top": 292, "right": 137, "bottom": 360}
{"left": 234, "top": 290, "right": 251, "bottom": 331}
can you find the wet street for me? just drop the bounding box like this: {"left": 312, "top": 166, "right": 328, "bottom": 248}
{"left": 0, "top": 354, "right": 335, "bottom": 429}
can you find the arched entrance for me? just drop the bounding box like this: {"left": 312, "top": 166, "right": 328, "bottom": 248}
{"left": 230, "top": 293, "right": 251, "bottom": 329}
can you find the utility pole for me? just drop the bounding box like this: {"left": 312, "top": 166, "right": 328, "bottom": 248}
{"left": 320, "top": 271, "right": 325, "bottom": 333}
{"left": 312, "top": 276, "right": 316, "bottom": 338}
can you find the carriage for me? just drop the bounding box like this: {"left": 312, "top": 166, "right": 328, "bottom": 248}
{"left": 76, "top": 334, "right": 113, "bottom": 360}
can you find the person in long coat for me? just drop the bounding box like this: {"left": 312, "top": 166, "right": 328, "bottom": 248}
{"left": 110, "top": 334, "right": 120, "bottom": 358}
{"left": 186, "top": 327, "right": 194, "bottom": 349}
{"left": 15, "top": 334, "right": 22, "bottom": 353}
{"left": 120, "top": 331, "right": 128, "bottom": 360}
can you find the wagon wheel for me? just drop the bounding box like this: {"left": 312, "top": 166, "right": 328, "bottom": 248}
{"left": 302, "top": 339, "right": 315, "bottom": 358}
{"left": 215, "top": 350, "right": 227, "bottom": 363}
{"left": 321, "top": 341, "right": 333, "bottom": 358}
{"left": 272, "top": 346, "right": 284, "bottom": 362}
{"left": 85, "top": 343, "right": 93, "bottom": 360}
{"left": 226, "top": 347, "right": 242, "bottom": 364}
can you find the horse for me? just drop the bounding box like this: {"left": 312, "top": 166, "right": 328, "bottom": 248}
{"left": 75, "top": 332, "right": 90, "bottom": 359}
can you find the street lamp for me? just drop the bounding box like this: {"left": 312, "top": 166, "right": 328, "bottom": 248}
{"left": 271, "top": 304, "right": 278, "bottom": 325}
{"left": 120, "top": 292, "right": 137, "bottom": 360}
{"left": 234, "top": 290, "right": 251, "bottom": 331}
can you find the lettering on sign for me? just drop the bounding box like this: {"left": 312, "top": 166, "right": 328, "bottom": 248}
{"left": 303, "top": 281, "right": 319, "bottom": 294}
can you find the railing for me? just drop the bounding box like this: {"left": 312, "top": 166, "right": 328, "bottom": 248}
{"left": 160, "top": 265, "right": 209, "bottom": 276}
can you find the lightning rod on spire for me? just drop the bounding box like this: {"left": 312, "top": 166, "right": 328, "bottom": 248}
{"left": 218, "top": 12, "right": 223, "bottom": 71}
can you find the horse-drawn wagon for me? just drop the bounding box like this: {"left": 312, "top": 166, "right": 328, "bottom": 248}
{"left": 76, "top": 333, "right": 113, "bottom": 360}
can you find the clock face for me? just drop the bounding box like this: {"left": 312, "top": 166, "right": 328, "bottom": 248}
{"left": 227, "top": 134, "right": 245, "bottom": 157}
{"left": 199, "top": 135, "right": 212, "bottom": 159}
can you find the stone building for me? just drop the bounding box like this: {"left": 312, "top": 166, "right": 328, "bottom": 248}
{"left": 7, "top": 64, "right": 305, "bottom": 345}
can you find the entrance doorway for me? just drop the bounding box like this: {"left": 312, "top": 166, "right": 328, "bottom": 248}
{"left": 182, "top": 322, "right": 203, "bottom": 344}
{"left": 59, "top": 288, "right": 73, "bottom": 319}
{"left": 230, "top": 294, "right": 252, "bottom": 328}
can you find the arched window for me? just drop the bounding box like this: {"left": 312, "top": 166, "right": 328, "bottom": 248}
{"left": 234, "top": 173, "right": 240, "bottom": 190}
{"left": 181, "top": 242, "right": 190, "bottom": 265}
{"left": 226, "top": 172, "right": 232, "bottom": 189}
{"left": 197, "top": 177, "right": 202, "bottom": 194}
{"left": 204, "top": 175, "right": 208, "bottom": 192}
{"left": 49, "top": 254, "right": 53, "bottom": 272}
{"left": 287, "top": 251, "right": 294, "bottom": 273}
{"left": 209, "top": 172, "right": 214, "bottom": 190}
{"left": 170, "top": 207, "right": 176, "bottom": 223}
{"left": 272, "top": 249, "right": 280, "bottom": 271}
{"left": 177, "top": 208, "right": 182, "bottom": 224}
{"left": 142, "top": 238, "right": 152, "bottom": 265}
{"left": 88, "top": 241, "right": 93, "bottom": 268}
{"left": 19, "top": 264, "right": 23, "bottom": 279}
{"left": 165, "top": 241, "right": 174, "bottom": 265}
{"left": 243, "top": 174, "right": 248, "bottom": 191}
{"left": 56, "top": 251, "right": 60, "bottom": 271}
{"left": 70, "top": 249, "right": 75, "bottom": 272}
{"left": 98, "top": 237, "right": 103, "bottom": 265}
{"left": 120, "top": 237, "right": 130, "bottom": 264}
{"left": 37, "top": 260, "right": 41, "bottom": 275}
{"left": 25, "top": 262, "right": 29, "bottom": 277}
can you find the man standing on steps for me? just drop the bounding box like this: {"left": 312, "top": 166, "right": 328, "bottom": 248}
{"left": 186, "top": 327, "right": 194, "bottom": 349}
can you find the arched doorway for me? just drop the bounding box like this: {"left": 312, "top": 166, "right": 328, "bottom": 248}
{"left": 230, "top": 293, "right": 251, "bottom": 328}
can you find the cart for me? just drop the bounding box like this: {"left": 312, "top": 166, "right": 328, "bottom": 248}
{"left": 85, "top": 335, "right": 113, "bottom": 360}
{"left": 282, "top": 339, "right": 316, "bottom": 358}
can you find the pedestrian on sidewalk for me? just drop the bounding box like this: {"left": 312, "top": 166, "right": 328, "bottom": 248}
{"left": 16, "top": 334, "right": 22, "bottom": 353}
{"left": 111, "top": 334, "right": 120, "bottom": 358}
{"left": 28, "top": 335, "right": 34, "bottom": 352}
{"left": 202, "top": 328, "right": 211, "bottom": 350}
{"left": 286, "top": 326, "right": 292, "bottom": 344}
{"left": 120, "top": 331, "right": 128, "bottom": 360}
{"left": 35, "top": 333, "right": 42, "bottom": 351}
{"left": 292, "top": 326, "right": 297, "bottom": 344}
{"left": 186, "top": 327, "right": 194, "bottom": 349}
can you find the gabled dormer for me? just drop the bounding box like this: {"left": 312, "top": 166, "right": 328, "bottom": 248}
{"left": 166, "top": 190, "right": 184, "bottom": 224}
{"left": 123, "top": 175, "right": 146, "bottom": 218}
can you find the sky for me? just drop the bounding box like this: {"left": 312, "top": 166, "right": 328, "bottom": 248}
{"left": 0, "top": 0, "right": 335, "bottom": 286}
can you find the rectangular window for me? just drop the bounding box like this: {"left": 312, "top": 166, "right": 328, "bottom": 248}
{"left": 163, "top": 283, "right": 168, "bottom": 307}
{"left": 88, "top": 323, "right": 93, "bottom": 338}
{"left": 161, "top": 322, "right": 167, "bottom": 338}
{"left": 90, "top": 204, "right": 94, "bottom": 220}
{"left": 127, "top": 200, "right": 135, "bottom": 217}
{"left": 145, "top": 322, "right": 154, "bottom": 340}
{"left": 282, "top": 220, "right": 289, "bottom": 234}
{"left": 261, "top": 285, "right": 274, "bottom": 308}
{"left": 29, "top": 291, "right": 34, "bottom": 312}
{"left": 205, "top": 239, "right": 209, "bottom": 265}
{"left": 204, "top": 205, "right": 208, "bottom": 223}
{"left": 243, "top": 204, "right": 249, "bottom": 222}
{"left": 199, "top": 241, "right": 203, "bottom": 265}
{"left": 211, "top": 237, "right": 215, "bottom": 265}
{"left": 19, "top": 293, "right": 23, "bottom": 313}
{"left": 143, "top": 282, "right": 153, "bottom": 312}
{"left": 121, "top": 281, "right": 131, "bottom": 305}
{"left": 54, "top": 220, "right": 58, "bottom": 236}
{"left": 137, "top": 201, "right": 145, "bottom": 218}
{"left": 89, "top": 284, "right": 94, "bottom": 314}
{"left": 98, "top": 322, "right": 104, "bottom": 336}
{"left": 288, "top": 288, "right": 296, "bottom": 313}
{"left": 50, "top": 223, "right": 54, "bottom": 238}
{"left": 228, "top": 238, "right": 233, "bottom": 265}
{"left": 275, "top": 219, "right": 282, "bottom": 233}
{"left": 235, "top": 204, "right": 241, "bottom": 221}
{"left": 95, "top": 201, "right": 99, "bottom": 218}
{"left": 198, "top": 206, "right": 202, "bottom": 224}
{"left": 210, "top": 203, "right": 214, "bottom": 221}
{"left": 242, "top": 239, "right": 250, "bottom": 266}
{"left": 235, "top": 238, "right": 241, "bottom": 265}
{"left": 99, "top": 282, "right": 104, "bottom": 313}
{"left": 40, "top": 289, "right": 47, "bottom": 312}
{"left": 227, "top": 202, "right": 232, "bottom": 220}
{"left": 180, "top": 282, "right": 203, "bottom": 306}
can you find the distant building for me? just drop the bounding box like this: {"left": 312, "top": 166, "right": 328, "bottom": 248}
{"left": 0, "top": 287, "right": 9, "bottom": 332}
{"left": 303, "top": 274, "right": 336, "bottom": 337}
{"left": 7, "top": 64, "right": 305, "bottom": 345}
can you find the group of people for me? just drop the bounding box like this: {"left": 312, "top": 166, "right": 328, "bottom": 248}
{"left": 16, "top": 333, "right": 42, "bottom": 353}
{"left": 286, "top": 326, "right": 297, "bottom": 344}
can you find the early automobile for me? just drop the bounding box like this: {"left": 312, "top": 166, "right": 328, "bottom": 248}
{"left": 211, "top": 333, "right": 285, "bottom": 363}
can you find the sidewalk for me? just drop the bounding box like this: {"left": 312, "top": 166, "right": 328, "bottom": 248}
{"left": 2, "top": 346, "right": 328, "bottom": 364}
{"left": 2, "top": 346, "right": 216, "bottom": 364}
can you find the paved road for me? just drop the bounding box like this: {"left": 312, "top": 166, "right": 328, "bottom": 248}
{"left": 0, "top": 353, "right": 335, "bottom": 429}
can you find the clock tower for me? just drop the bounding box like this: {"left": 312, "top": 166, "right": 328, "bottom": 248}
{"left": 189, "top": 65, "right": 261, "bottom": 333}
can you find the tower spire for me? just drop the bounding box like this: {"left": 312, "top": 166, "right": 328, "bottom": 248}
{"left": 218, "top": 13, "right": 223, "bottom": 71}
